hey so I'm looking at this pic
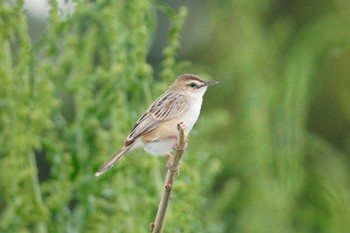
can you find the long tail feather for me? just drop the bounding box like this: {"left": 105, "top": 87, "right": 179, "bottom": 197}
{"left": 95, "top": 147, "right": 130, "bottom": 176}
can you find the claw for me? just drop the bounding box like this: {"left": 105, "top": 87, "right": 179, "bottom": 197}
{"left": 166, "top": 154, "right": 174, "bottom": 170}
{"left": 165, "top": 153, "right": 182, "bottom": 173}
{"left": 172, "top": 139, "right": 188, "bottom": 151}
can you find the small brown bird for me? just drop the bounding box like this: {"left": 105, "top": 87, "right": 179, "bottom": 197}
{"left": 95, "top": 74, "right": 218, "bottom": 176}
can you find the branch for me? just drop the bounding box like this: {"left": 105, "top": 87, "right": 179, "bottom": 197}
{"left": 150, "top": 122, "right": 187, "bottom": 233}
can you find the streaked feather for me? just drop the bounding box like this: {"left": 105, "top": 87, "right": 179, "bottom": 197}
{"left": 124, "top": 92, "right": 188, "bottom": 146}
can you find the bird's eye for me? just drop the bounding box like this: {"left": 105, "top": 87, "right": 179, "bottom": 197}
{"left": 189, "top": 82, "right": 197, "bottom": 88}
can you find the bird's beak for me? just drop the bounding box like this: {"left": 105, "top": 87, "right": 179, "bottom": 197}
{"left": 205, "top": 80, "right": 219, "bottom": 86}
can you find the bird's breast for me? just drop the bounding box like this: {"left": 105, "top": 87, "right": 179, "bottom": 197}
{"left": 181, "top": 96, "right": 203, "bottom": 134}
{"left": 141, "top": 96, "right": 203, "bottom": 156}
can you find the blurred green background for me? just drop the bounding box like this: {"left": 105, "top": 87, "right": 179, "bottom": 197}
{"left": 1, "top": 0, "right": 350, "bottom": 232}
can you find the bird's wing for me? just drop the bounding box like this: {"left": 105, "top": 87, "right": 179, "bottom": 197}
{"left": 124, "top": 92, "right": 188, "bottom": 146}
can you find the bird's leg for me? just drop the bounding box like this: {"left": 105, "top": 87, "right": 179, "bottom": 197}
{"left": 162, "top": 135, "right": 188, "bottom": 151}
{"left": 165, "top": 153, "right": 174, "bottom": 170}
{"left": 171, "top": 136, "right": 188, "bottom": 151}
{"left": 165, "top": 153, "right": 182, "bottom": 172}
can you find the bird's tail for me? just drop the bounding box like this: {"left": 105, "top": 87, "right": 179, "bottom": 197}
{"left": 95, "top": 147, "right": 130, "bottom": 176}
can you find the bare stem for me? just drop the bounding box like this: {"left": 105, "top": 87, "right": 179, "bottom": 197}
{"left": 151, "top": 122, "right": 187, "bottom": 233}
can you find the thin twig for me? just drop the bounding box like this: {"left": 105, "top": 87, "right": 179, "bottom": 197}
{"left": 150, "top": 122, "right": 187, "bottom": 233}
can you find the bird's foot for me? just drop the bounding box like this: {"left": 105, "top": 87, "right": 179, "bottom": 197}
{"left": 165, "top": 153, "right": 182, "bottom": 173}
{"left": 172, "top": 138, "right": 188, "bottom": 151}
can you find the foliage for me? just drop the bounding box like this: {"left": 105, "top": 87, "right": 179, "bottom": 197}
{"left": 0, "top": 1, "right": 218, "bottom": 232}
{"left": 2, "top": 0, "right": 350, "bottom": 233}
{"left": 191, "top": 0, "right": 350, "bottom": 233}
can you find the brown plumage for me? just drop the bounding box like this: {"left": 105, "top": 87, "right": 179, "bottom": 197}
{"left": 95, "top": 74, "right": 218, "bottom": 176}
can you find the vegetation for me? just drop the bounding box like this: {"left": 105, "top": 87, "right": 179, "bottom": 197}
{"left": 1, "top": 0, "right": 350, "bottom": 232}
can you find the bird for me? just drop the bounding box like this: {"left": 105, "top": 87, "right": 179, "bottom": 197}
{"left": 95, "top": 74, "right": 218, "bottom": 176}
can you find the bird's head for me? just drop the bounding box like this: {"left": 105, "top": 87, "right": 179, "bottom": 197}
{"left": 170, "top": 74, "right": 218, "bottom": 96}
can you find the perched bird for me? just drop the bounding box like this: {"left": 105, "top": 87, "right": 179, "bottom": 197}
{"left": 95, "top": 74, "right": 218, "bottom": 176}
